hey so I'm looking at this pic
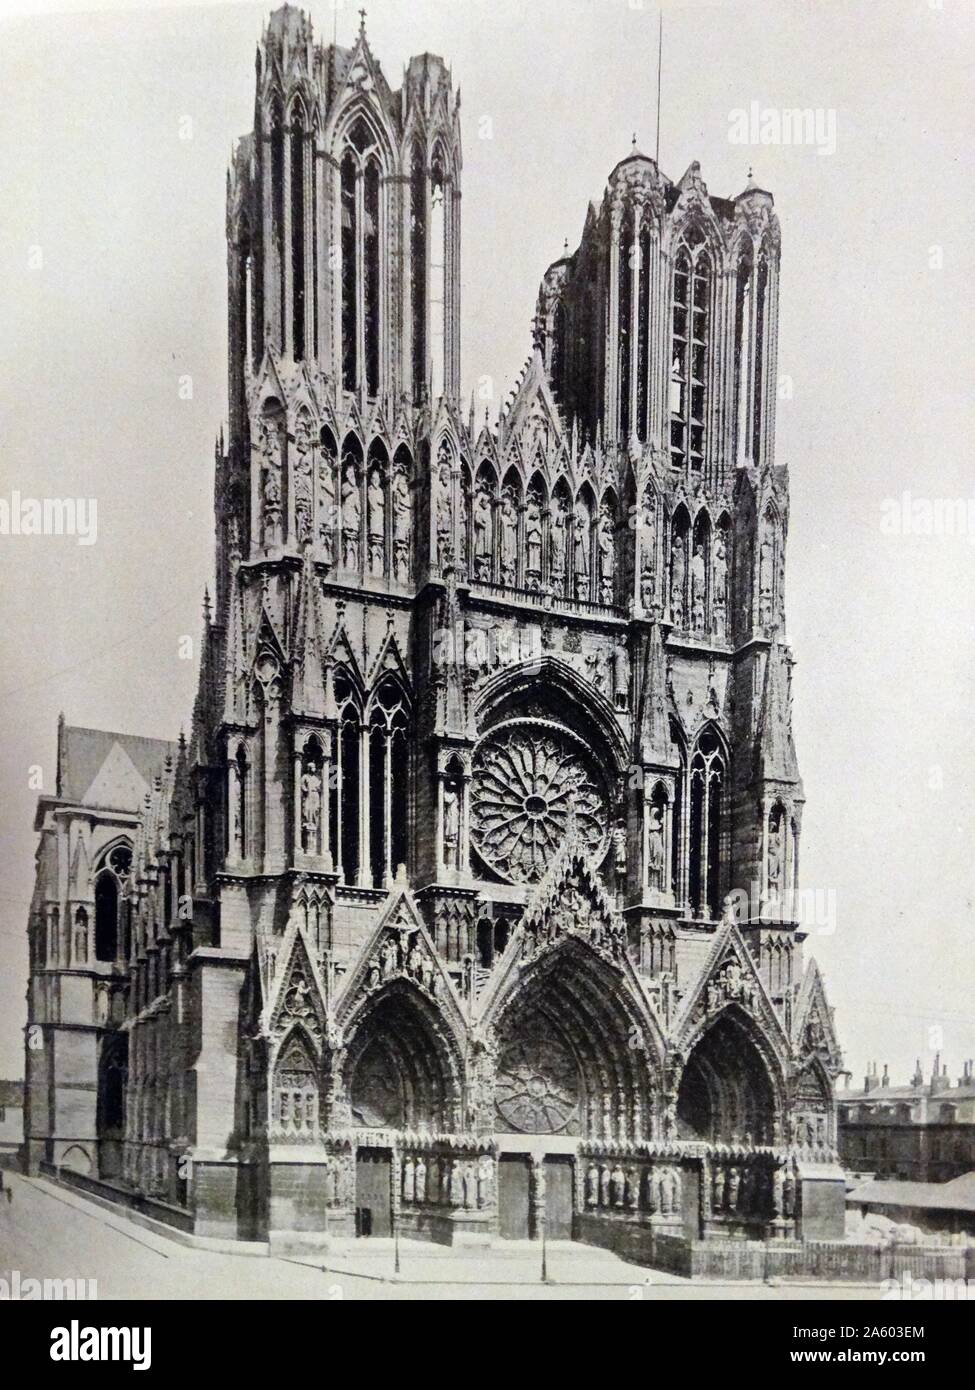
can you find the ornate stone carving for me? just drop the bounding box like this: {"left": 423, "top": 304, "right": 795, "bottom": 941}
{"left": 706, "top": 956, "right": 758, "bottom": 1015}
{"left": 469, "top": 719, "right": 610, "bottom": 884}
{"left": 495, "top": 1019, "right": 581, "bottom": 1134}
{"left": 341, "top": 459, "right": 360, "bottom": 568}
{"left": 391, "top": 465, "right": 410, "bottom": 581}
{"left": 317, "top": 437, "right": 336, "bottom": 563}
{"left": 300, "top": 760, "right": 323, "bottom": 854}
{"left": 499, "top": 487, "right": 518, "bottom": 585}
{"left": 690, "top": 541, "right": 707, "bottom": 632}
{"left": 367, "top": 467, "right": 385, "bottom": 576}
{"left": 293, "top": 417, "right": 314, "bottom": 546}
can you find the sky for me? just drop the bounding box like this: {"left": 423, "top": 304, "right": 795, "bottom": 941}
{"left": 0, "top": 0, "right": 973, "bottom": 1088}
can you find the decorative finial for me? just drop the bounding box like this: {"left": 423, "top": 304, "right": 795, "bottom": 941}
{"left": 359, "top": 6, "right": 367, "bottom": 32}
{"left": 632, "top": 131, "right": 637, "bottom": 147}
{"left": 563, "top": 237, "right": 569, "bottom": 252}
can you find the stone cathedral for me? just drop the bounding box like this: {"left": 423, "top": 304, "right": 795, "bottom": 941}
{"left": 24, "top": 7, "right": 846, "bottom": 1252}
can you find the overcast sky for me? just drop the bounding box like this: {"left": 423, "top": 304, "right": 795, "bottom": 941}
{"left": 0, "top": 0, "right": 973, "bottom": 1089}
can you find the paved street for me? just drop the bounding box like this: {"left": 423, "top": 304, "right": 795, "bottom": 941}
{"left": 0, "top": 1173, "right": 885, "bottom": 1301}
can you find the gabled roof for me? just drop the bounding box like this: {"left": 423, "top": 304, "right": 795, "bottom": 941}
{"left": 56, "top": 723, "right": 176, "bottom": 812}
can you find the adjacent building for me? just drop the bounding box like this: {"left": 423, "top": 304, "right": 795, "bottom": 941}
{"left": 839, "top": 1059, "right": 975, "bottom": 1183}
{"left": 23, "top": 5, "right": 845, "bottom": 1250}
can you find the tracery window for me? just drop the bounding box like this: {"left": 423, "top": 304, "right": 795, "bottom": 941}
{"left": 290, "top": 101, "right": 307, "bottom": 360}
{"left": 470, "top": 719, "right": 610, "bottom": 885}
{"left": 269, "top": 98, "right": 285, "bottom": 349}
{"left": 410, "top": 145, "right": 427, "bottom": 400}
{"left": 330, "top": 673, "right": 361, "bottom": 884}
{"left": 339, "top": 117, "right": 384, "bottom": 396}
{"left": 429, "top": 153, "right": 448, "bottom": 402}
{"left": 368, "top": 678, "right": 410, "bottom": 887}
{"left": 618, "top": 212, "right": 632, "bottom": 442}
{"left": 687, "top": 731, "right": 725, "bottom": 919}
{"left": 273, "top": 1033, "right": 319, "bottom": 1138}
{"left": 669, "top": 231, "right": 710, "bottom": 472}
{"left": 94, "top": 844, "right": 132, "bottom": 963}
{"left": 340, "top": 153, "right": 357, "bottom": 390}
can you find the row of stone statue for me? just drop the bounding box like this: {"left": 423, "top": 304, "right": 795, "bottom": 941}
{"left": 400, "top": 1152, "right": 495, "bottom": 1208}
{"left": 364, "top": 927, "right": 442, "bottom": 997}
{"left": 455, "top": 474, "right": 618, "bottom": 603}
{"left": 710, "top": 1159, "right": 797, "bottom": 1219}
{"left": 584, "top": 1161, "right": 683, "bottom": 1216}
{"left": 257, "top": 417, "right": 412, "bottom": 581}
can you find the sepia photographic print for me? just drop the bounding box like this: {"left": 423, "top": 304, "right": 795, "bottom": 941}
{"left": 0, "top": 0, "right": 973, "bottom": 1354}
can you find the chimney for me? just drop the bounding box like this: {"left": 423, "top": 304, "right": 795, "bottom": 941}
{"left": 864, "top": 1061, "right": 879, "bottom": 1094}
{"left": 930, "top": 1055, "right": 951, "bottom": 1095}
{"left": 912, "top": 1058, "right": 924, "bottom": 1088}
{"left": 881, "top": 1063, "right": 890, "bottom": 1088}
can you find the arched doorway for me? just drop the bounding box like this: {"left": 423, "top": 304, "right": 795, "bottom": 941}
{"left": 676, "top": 1009, "right": 778, "bottom": 1145}
{"left": 344, "top": 982, "right": 463, "bottom": 1237}
{"left": 491, "top": 939, "right": 657, "bottom": 1238}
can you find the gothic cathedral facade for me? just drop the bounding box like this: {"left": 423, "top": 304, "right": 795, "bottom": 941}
{"left": 24, "top": 7, "right": 846, "bottom": 1249}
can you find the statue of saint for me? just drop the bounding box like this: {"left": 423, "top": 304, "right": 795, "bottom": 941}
{"left": 317, "top": 447, "right": 336, "bottom": 564}
{"left": 612, "top": 634, "right": 629, "bottom": 710}
{"left": 300, "top": 762, "right": 322, "bottom": 854}
{"left": 499, "top": 489, "right": 518, "bottom": 584}
{"left": 525, "top": 493, "right": 542, "bottom": 583}
{"left": 341, "top": 462, "right": 360, "bottom": 568}
{"left": 549, "top": 494, "right": 567, "bottom": 585}
{"left": 647, "top": 802, "right": 664, "bottom": 891}
{"left": 367, "top": 469, "right": 385, "bottom": 576}
{"left": 442, "top": 782, "right": 460, "bottom": 869}
{"left": 670, "top": 532, "right": 686, "bottom": 626}
{"left": 392, "top": 467, "right": 410, "bottom": 581}
{"left": 435, "top": 464, "right": 452, "bottom": 567}
{"left": 473, "top": 486, "right": 492, "bottom": 579}
{"left": 712, "top": 535, "right": 728, "bottom": 637}
{"left": 292, "top": 420, "right": 313, "bottom": 546}
{"left": 597, "top": 503, "right": 615, "bottom": 603}
{"left": 691, "top": 542, "right": 707, "bottom": 632}
{"left": 573, "top": 507, "right": 590, "bottom": 597}
{"left": 759, "top": 529, "right": 775, "bottom": 626}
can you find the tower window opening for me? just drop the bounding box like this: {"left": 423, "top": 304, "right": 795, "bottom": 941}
{"left": 270, "top": 102, "right": 285, "bottom": 348}
{"left": 670, "top": 238, "right": 709, "bottom": 471}
{"left": 364, "top": 161, "right": 381, "bottom": 396}
{"left": 290, "top": 116, "right": 306, "bottom": 359}
{"left": 618, "top": 218, "right": 632, "bottom": 442}
{"left": 429, "top": 159, "right": 447, "bottom": 402}
{"left": 340, "top": 154, "right": 357, "bottom": 391}
{"left": 410, "top": 147, "right": 427, "bottom": 401}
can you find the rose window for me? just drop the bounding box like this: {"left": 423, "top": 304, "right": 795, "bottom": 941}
{"left": 469, "top": 718, "right": 610, "bottom": 884}
{"left": 495, "top": 1029, "right": 581, "bottom": 1135}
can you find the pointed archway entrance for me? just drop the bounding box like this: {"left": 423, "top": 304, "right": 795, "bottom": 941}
{"left": 489, "top": 934, "right": 659, "bottom": 1240}
{"left": 676, "top": 1007, "right": 778, "bottom": 1145}
{"left": 344, "top": 979, "right": 463, "bottom": 1237}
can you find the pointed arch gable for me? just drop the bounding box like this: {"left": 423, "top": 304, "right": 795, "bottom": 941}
{"left": 672, "top": 925, "right": 791, "bottom": 1087}
{"left": 474, "top": 653, "right": 629, "bottom": 774}
{"left": 327, "top": 95, "right": 397, "bottom": 173}
{"left": 486, "top": 933, "right": 661, "bottom": 1140}
{"left": 341, "top": 977, "right": 464, "bottom": 1133}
